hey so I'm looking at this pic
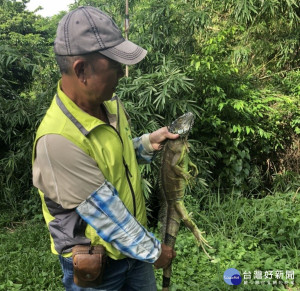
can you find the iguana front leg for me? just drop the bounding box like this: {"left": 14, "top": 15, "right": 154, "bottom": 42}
{"left": 169, "top": 149, "right": 193, "bottom": 182}
{"left": 188, "top": 160, "right": 199, "bottom": 177}
{"left": 172, "top": 164, "right": 193, "bottom": 182}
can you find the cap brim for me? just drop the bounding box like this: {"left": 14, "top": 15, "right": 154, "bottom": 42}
{"left": 99, "top": 40, "right": 147, "bottom": 65}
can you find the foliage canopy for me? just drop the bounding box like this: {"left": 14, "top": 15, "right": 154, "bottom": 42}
{"left": 0, "top": 0, "right": 299, "bottom": 210}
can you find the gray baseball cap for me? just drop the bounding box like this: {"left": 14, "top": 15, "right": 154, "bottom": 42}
{"left": 54, "top": 6, "right": 147, "bottom": 65}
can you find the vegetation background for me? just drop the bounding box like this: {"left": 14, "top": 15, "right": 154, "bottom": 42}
{"left": 0, "top": 0, "right": 299, "bottom": 290}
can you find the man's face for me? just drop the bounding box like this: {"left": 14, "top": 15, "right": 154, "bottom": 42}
{"left": 86, "top": 54, "right": 124, "bottom": 102}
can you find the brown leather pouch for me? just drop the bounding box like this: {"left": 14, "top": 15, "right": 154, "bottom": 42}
{"left": 72, "top": 245, "right": 106, "bottom": 288}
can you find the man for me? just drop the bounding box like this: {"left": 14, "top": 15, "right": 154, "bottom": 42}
{"left": 32, "top": 6, "right": 177, "bottom": 291}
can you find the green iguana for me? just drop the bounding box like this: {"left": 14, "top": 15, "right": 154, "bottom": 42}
{"left": 159, "top": 112, "right": 211, "bottom": 291}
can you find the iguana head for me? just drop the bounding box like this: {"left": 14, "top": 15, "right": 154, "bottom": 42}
{"left": 168, "top": 112, "right": 195, "bottom": 136}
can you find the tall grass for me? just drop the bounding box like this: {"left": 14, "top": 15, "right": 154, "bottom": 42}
{"left": 1, "top": 191, "right": 299, "bottom": 290}
{"left": 0, "top": 221, "right": 63, "bottom": 291}
{"left": 155, "top": 190, "right": 300, "bottom": 290}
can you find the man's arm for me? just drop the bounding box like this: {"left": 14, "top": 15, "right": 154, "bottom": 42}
{"left": 33, "top": 134, "right": 175, "bottom": 266}
{"left": 76, "top": 181, "right": 160, "bottom": 262}
{"left": 133, "top": 127, "right": 179, "bottom": 164}
{"left": 133, "top": 134, "right": 155, "bottom": 164}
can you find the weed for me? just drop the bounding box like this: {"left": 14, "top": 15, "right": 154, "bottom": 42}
{"left": 1, "top": 191, "right": 299, "bottom": 290}
{"left": 0, "top": 221, "right": 63, "bottom": 290}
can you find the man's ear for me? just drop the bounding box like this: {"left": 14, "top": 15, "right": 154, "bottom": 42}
{"left": 73, "top": 59, "right": 86, "bottom": 84}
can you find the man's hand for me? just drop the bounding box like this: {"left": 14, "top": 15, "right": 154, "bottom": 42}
{"left": 154, "top": 244, "right": 177, "bottom": 269}
{"left": 149, "top": 127, "right": 179, "bottom": 151}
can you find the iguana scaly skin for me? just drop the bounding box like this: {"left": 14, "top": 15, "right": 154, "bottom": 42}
{"left": 160, "top": 112, "right": 211, "bottom": 291}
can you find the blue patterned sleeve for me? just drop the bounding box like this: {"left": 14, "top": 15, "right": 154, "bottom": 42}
{"left": 76, "top": 181, "right": 162, "bottom": 263}
{"left": 133, "top": 134, "right": 155, "bottom": 164}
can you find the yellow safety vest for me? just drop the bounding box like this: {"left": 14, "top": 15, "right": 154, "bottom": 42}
{"left": 32, "top": 82, "right": 147, "bottom": 259}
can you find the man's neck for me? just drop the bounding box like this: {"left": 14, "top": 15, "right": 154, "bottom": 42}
{"left": 60, "top": 77, "right": 108, "bottom": 123}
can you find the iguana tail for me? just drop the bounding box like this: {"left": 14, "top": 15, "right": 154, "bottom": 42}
{"left": 162, "top": 205, "right": 181, "bottom": 291}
